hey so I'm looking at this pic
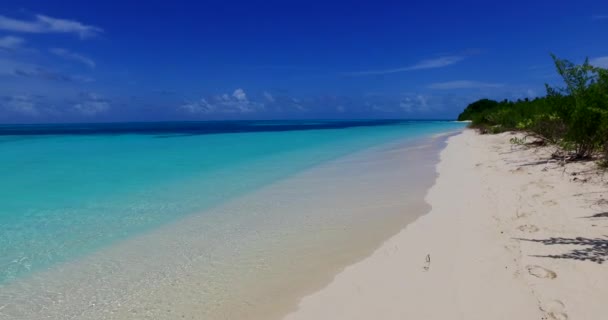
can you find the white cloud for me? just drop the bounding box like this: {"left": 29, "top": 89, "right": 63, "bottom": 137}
{"left": 267, "top": 95, "right": 306, "bottom": 112}
{"left": 399, "top": 100, "right": 413, "bottom": 113}
{"left": 13, "top": 67, "right": 94, "bottom": 82}
{"left": 407, "top": 56, "right": 465, "bottom": 70}
{"left": 399, "top": 95, "right": 431, "bottom": 113}
{"left": 232, "top": 88, "right": 247, "bottom": 101}
{"left": 263, "top": 91, "right": 275, "bottom": 102}
{"left": 1, "top": 95, "right": 39, "bottom": 115}
{"left": 0, "top": 14, "right": 102, "bottom": 39}
{"left": 0, "top": 36, "right": 25, "bottom": 50}
{"left": 590, "top": 56, "right": 608, "bottom": 68}
{"left": 416, "top": 95, "right": 429, "bottom": 111}
{"left": 180, "top": 98, "right": 215, "bottom": 114}
{"left": 347, "top": 55, "right": 465, "bottom": 76}
{"left": 180, "top": 89, "right": 263, "bottom": 114}
{"left": 290, "top": 98, "right": 306, "bottom": 111}
{"left": 0, "top": 57, "right": 40, "bottom": 78}
{"left": 73, "top": 93, "right": 109, "bottom": 115}
{"left": 50, "top": 48, "right": 95, "bottom": 68}
{"left": 427, "top": 80, "right": 503, "bottom": 90}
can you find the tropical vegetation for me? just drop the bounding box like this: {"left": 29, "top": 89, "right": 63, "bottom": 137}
{"left": 458, "top": 55, "right": 608, "bottom": 163}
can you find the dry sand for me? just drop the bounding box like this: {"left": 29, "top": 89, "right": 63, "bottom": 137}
{"left": 284, "top": 129, "right": 608, "bottom": 320}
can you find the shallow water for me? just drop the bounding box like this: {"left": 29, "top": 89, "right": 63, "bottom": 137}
{"left": 0, "top": 120, "right": 464, "bottom": 319}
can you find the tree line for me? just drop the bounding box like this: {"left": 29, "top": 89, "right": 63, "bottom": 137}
{"left": 458, "top": 55, "right": 608, "bottom": 164}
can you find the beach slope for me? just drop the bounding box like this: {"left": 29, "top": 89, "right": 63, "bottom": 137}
{"left": 284, "top": 129, "right": 608, "bottom": 320}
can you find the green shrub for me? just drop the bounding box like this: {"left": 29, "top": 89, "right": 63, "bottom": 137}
{"left": 457, "top": 54, "right": 608, "bottom": 162}
{"left": 457, "top": 99, "right": 499, "bottom": 121}
{"left": 548, "top": 55, "right": 605, "bottom": 158}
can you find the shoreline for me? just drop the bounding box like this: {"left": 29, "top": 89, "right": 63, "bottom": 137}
{"left": 0, "top": 132, "right": 456, "bottom": 320}
{"left": 283, "top": 129, "right": 608, "bottom": 320}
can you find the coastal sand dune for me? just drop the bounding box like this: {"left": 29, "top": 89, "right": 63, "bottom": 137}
{"left": 284, "top": 129, "right": 608, "bottom": 320}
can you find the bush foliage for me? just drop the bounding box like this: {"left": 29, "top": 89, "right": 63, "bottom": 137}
{"left": 458, "top": 55, "right": 608, "bottom": 161}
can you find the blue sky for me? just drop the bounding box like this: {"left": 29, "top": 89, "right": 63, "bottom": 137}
{"left": 1, "top": 0, "right": 607, "bottom": 123}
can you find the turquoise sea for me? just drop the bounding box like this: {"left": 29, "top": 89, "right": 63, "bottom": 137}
{"left": 0, "top": 120, "right": 464, "bottom": 285}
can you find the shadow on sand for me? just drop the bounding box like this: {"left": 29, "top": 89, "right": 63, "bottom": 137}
{"left": 517, "top": 236, "right": 608, "bottom": 264}
{"left": 582, "top": 212, "right": 608, "bottom": 219}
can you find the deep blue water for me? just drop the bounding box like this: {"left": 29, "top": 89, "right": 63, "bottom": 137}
{"left": 0, "top": 119, "right": 410, "bottom": 136}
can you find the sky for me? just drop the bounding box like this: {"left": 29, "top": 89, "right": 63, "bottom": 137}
{"left": 0, "top": 0, "right": 608, "bottom": 123}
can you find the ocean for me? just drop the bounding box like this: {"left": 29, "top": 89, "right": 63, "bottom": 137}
{"left": 0, "top": 120, "right": 464, "bottom": 319}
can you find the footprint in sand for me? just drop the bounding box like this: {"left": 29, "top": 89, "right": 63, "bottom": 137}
{"left": 510, "top": 167, "right": 526, "bottom": 174}
{"left": 528, "top": 180, "right": 555, "bottom": 190}
{"left": 548, "top": 310, "right": 569, "bottom": 320}
{"left": 542, "top": 300, "right": 568, "bottom": 320}
{"left": 517, "top": 224, "right": 539, "bottom": 233}
{"left": 423, "top": 254, "right": 431, "bottom": 271}
{"left": 538, "top": 183, "right": 555, "bottom": 190}
{"left": 526, "top": 265, "right": 557, "bottom": 279}
{"left": 542, "top": 200, "right": 558, "bottom": 206}
{"left": 516, "top": 210, "right": 531, "bottom": 219}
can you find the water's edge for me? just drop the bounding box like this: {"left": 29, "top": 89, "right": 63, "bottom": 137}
{"left": 1, "top": 121, "right": 464, "bottom": 283}
{"left": 276, "top": 131, "right": 462, "bottom": 320}
{"left": 0, "top": 128, "right": 463, "bottom": 320}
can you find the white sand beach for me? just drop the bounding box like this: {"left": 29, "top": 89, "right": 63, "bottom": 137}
{"left": 284, "top": 129, "right": 608, "bottom": 320}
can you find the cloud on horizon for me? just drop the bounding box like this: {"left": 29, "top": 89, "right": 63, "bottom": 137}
{"left": 427, "top": 80, "right": 503, "bottom": 90}
{"left": 0, "top": 86, "right": 504, "bottom": 122}
{"left": 1, "top": 94, "right": 39, "bottom": 116}
{"left": 0, "top": 14, "right": 103, "bottom": 39}
{"left": 399, "top": 95, "right": 430, "bottom": 113}
{"left": 173, "top": 89, "right": 497, "bottom": 120}
{"left": 180, "top": 89, "right": 264, "bottom": 114}
{"left": 0, "top": 92, "right": 110, "bottom": 119}
{"left": 73, "top": 93, "right": 109, "bottom": 115}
